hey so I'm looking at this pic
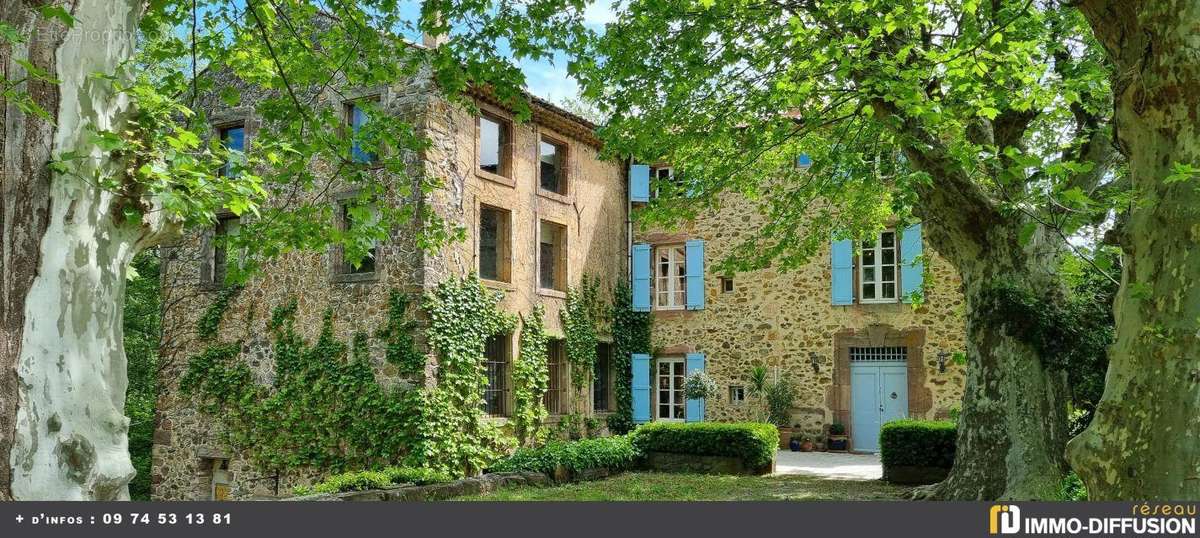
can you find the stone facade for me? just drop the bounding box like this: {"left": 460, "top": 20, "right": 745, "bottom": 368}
{"left": 151, "top": 64, "right": 626, "bottom": 499}
{"left": 635, "top": 190, "right": 967, "bottom": 445}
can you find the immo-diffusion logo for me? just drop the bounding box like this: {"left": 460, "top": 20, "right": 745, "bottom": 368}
{"left": 990, "top": 505, "right": 1021, "bottom": 534}
{"left": 989, "top": 503, "right": 1197, "bottom": 535}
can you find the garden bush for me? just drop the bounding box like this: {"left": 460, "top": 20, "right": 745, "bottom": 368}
{"left": 879, "top": 419, "right": 956, "bottom": 469}
{"left": 293, "top": 466, "right": 453, "bottom": 496}
{"left": 489, "top": 435, "right": 641, "bottom": 475}
{"left": 632, "top": 422, "right": 778, "bottom": 469}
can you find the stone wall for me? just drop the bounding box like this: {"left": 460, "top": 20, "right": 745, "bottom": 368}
{"left": 637, "top": 192, "right": 966, "bottom": 443}
{"left": 152, "top": 65, "right": 627, "bottom": 499}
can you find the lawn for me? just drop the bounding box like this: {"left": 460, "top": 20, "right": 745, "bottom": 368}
{"left": 453, "top": 472, "right": 910, "bottom": 501}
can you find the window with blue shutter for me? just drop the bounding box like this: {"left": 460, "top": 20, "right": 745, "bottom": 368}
{"left": 630, "top": 164, "right": 650, "bottom": 203}
{"left": 796, "top": 153, "right": 812, "bottom": 170}
{"left": 219, "top": 125, "right": 244, "bottom": 177}
{"left": 900, "top": 223, "right": 924, "bottom": 302}
{"left": 685, "top": 239, "right": 705, "bottom": 310}
{"left": 831, "top": 238, "right": 854, "bottom": 305}
{"left": 632, "top": 243, "right": 651, "bottom": 312}
{"left": 685, "top": 353, "right": 705, "bottom": 422}
{"left": 632, "top": 353, "right": 651, "bottom": 424}
{"left": 350, "top": 103, "right": 376, "bottom": 163}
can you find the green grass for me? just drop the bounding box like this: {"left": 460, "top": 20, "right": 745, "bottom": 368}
{"left": 453, "top": 472, "right": 911, "bottom": 501}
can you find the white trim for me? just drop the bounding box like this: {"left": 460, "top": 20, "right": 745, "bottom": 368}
{"left": 653, "top": 244, "right": 687, "bottom": 310}
{"left": 655, "top": 357, "right": 686, "bottom": 421}
{"left": 859, "top": 230, "right": 899, "bottom": 303}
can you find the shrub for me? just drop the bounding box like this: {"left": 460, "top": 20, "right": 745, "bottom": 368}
{"left": 765, "top": 378, "right": 796, "bottom": 428}
{"left": 684, "top": 370, "right": 721, "bottom": 401}
{"left": 489, "top": 435, "right": 641, "bottom": 475}
{"left": 879, "top": 419, "right": 956, "bottom": 469}
{"left": 1060, "top": 471, "right": 1088, "bottom": 501}
{"left": 632, "top": 422, "right": 778, "bottom": 469}
{"left": 828, "top": 422, "right": 846, "bottom": 436}
{"left": 292, "top": 466, "right": 453, "bottom": 496}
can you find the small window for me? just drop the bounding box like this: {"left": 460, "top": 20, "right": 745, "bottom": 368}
{"left": 483, "top": 333, "right": 510, "bottom": 417}
{"left": 337, "top": 201, "right": 378, "bottom": 275}
{"left": 729, "top": 385, "right": 746, "bottom": 404}
{"left": 479, "top": 205, "right": 511, "bottom": 282}
{"left": 219, "top": 124, "right": 245, "bottom": 177}
{"left": 346, "top": 100, "right": 377, "bottom": 164}
{"left": 651, "top": 166, "right": 675, "bottom": 198}
{"left": 860, "top": 230, "right": 898, "bottom": 303}
{"left": 539, "top": 136, "right": 567, "bottom": 195}
{"left": 593, "top": 342, "right": 612, "bottom": 412}
{"left": 203, "top": 215, "right": 240, "bottom": 286}
{"left": 653, "top": 244, "right": 687, "bottom": 309}
{"left": 539, "top": 220, "right": 567, "bottom": 291}
{"left": 478, "top": 113, "right": 511, "bottom": 178}
{"left": 721, "top": 277, "right": 734, "bottom": 293}
{"left": 544, "top": 340, "right": 568, "bottom": 415}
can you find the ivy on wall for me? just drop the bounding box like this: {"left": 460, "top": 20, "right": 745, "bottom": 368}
{"left": 561, "top": 275, "right": 605, "bottom": 390}
{"left": 511, "top": 305, "right": 549, "bottom": 446}
{"left": 608, "top": 280, "right": 651, "bottom": 435}
{"left": 401, "top": 275, "right": 517, "bottom": 476}
{"left": 182, "top": 275, "right": 519, "bottom": 479}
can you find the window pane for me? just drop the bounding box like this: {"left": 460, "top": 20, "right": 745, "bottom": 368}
{"left": 479, "top": 208, "right": 499, "bottom": 280}
{"left": 882, "top": 248, "right": 895, "bottom": 265}
{"left": 479, "top": 116, "right": 503, "bottom": 174}
{"left": 882, "top": 266, "right": 895, "bottom": 282}
{"left": 883, "top": 282, "right": 896, "bottom": 299}
{"left": 863, "top": 248, "right": 875, "bottom": 266}
{"left": 659, "top": 405, "right": 669, "bottom": 418}
{"left": 881, "top": 232, "right": 895, "bottom": 247}
{"left": 863, "top": 284, "right": 876, "bottom": 299}
{"left": 863, "top": 267, "right": 875, "bottom": 283}
{"left": 539, "top": 139, "right": 563, "bottom": 193}
{"left": 674, "top": 404, "right": 684, "bottom": 418}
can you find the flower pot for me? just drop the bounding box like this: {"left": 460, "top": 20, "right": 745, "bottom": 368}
{"left": 827, "top": 435, "right": 848, "bottom": 452}
{"left": 800, "top": 441, "right": 814, "bottom": 452}
{"left": 788, "top": 438, "right": 802, "bottom": 451}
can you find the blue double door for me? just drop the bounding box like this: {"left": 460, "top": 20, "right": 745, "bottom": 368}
{"left": 849, "top": 362, "right": 908, "bottom": 452}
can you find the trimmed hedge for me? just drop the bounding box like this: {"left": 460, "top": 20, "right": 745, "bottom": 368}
{"left": 631, "top": 422, "right": 778, "bottom": 469}
{"left": 489, "top": 435, "right": 641, "bottom": 475}
{"left": 293, "top": 466, "right": 453, "bottom": 496}
{"left": 879, "top": 419, "right": 956, "bottom": 469}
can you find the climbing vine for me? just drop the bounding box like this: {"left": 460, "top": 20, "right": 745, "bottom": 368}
{"left": 561, "top": 275, "right": 605, "bottom": 390}
{"left": 375, "top": 290, "right": 424, "bottom": 376}
{"left": 512, "top": 304, "right": 550, "bottom": 446}
{"left": 196, "top": 286, "right": 240, "bottom": 339}
{"left": 404, "top": 275, "right": 517, "bottom": 476}
{"left": 182, "top": 275, "right": 520, "bottom": 479}
{"left": 608, "top": 280, "right": 651, "bottom": 434}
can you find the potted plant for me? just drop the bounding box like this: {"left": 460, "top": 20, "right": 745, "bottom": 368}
{"left": 799, "top": 436, "right": 814, "bottom": 452}
{"left": 827, "top": 423, "right": 849, "bottom": 452}
{"left": 789, "top": 434, "right": 803, "bottom": 451}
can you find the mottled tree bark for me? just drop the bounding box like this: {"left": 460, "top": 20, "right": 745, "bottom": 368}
{"left": 2, "top": 0, "right": 170, "bottom": 500}
{"left": 1068, "top": 0, "right": 1200, "bottom": 500}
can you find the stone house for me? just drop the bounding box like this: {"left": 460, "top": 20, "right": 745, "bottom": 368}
{"left": 151, "top": 57, "right": 965, "bottom": 501}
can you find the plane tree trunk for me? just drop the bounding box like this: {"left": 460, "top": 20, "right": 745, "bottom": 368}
{"left": 1068, "top": 0, "right": 1200, "bottom": 500}
{"left": 1, "top": 0, "right": 169, "bottom": 500}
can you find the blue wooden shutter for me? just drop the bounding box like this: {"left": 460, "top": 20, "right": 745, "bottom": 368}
{"left": 796, "top": 153, "right": 812, "bottom": 169}
{"left": 630, "top": 164, "right": 650, "bottom": 203}
{"left": 632, "top": 353, "right": 651, "bottom": 424}
{"left": 831, "top": 238, "right": 854, "bottom": 305}
{"left": 685, "top": 239, "right": 705, "bottom": 310}
{"left": 685, "top": 352, "right": 705, "bottom": 422}
{"left": 632, "top": 243, "right": 651, "bottom": 312}
{"left": 900, "top": 223, "right": 924, "bottom": 303}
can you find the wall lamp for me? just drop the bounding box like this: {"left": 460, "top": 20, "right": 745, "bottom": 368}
{"left": 937, "top": 351, "right": 951, "bottom": 373}
{"left": 808, "top": 351, "right": 821, "bottom": 374}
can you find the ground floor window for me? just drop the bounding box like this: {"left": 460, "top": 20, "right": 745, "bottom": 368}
{"left": 483, "top": 333, "right": 509, "bottom": 417}
{"left": 656, "top": 357, "right": 685, "bottom": 421}
{"left": 593, "top": 342, "right": 612, "bottom": 412}
{"left": 544, "top": 339, "right": 568, "bottom": 415}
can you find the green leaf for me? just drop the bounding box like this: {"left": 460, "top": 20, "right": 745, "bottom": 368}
{"left": 38, "top": 5, "right": 75, "bottom": 28}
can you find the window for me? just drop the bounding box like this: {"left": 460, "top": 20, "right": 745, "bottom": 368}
{"left": 346, "top": 100, "right": 377, "bottom": 164}
{"left": 203, "top": 215, "right": 240, "bottom": 286}
{"left": 539, "top": 136, "right": 567, "bottom": 195}
{"left": 483, "top": 333, "right": 510, "bottom": 417}
{"left": 544, "top": 340, "right": 568, "bottom": 415}
{"left": 337, "top": 201, "right": 378, "bottom": 275}
{"left": 729, "top": 385, "right": 746, "bottom": 404}
{"left": 593, "top": 342, "right": 612, "bottom": 412}
{"left": 721, "top": 277, "right": 734, "bottom": 293}
{"left": 219, "top": 124, "right": 245, "bottom": 177}
{"left": 478, "top": 113, "right": 511, "bottom": 178}
{"left": 539, "top": 220, "right": 567, "bottom": 291}
{"left": 656, "top": 357, "right": 686, "bottom": 421}
{"left": 860, "top": 230, "right": 898, "bottom": 303}
{"left": 651, "top": 166, "right": 675, "bottom": 198}
{"left": 849, "top": 346, "right": 908, "bottom": 362}
{"left": 653, "top": 244, "right": 687, "bottom": 309}
{"left": 479, "top": 205, "right": 511, "bottom": 282}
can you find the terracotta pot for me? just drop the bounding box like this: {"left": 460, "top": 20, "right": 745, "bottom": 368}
{"left": 800, "top": 441, "right": 815, "bottom": 452}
